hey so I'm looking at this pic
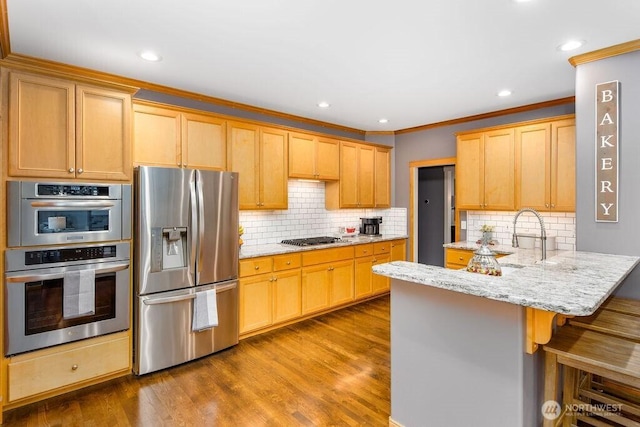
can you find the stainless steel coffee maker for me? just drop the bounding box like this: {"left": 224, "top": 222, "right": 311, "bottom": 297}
{"left": 360, "top": 217, "right": 382, "bottom": 236}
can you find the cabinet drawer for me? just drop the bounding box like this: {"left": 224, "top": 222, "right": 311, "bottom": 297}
{"left": 273, "top": 253, "right": 301, "bottom": 271}
{"left": 302, "top": 246, "right": 354, "bottom": 266}
{"left": 240, "top": 257, "right": 273, "bottom": 277}
{"left": 445, "top": 248, "right": 474, "bottom": 268}
{"left": 8, "top": 334, "right": 129, "bottom": 402}
{"left": 354, "top": 244, "right": 374, "bottom": 258}
{"left": 373, "top": 242, "right": 391, "bottom": 255}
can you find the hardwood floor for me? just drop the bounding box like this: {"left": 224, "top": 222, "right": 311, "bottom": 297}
{"left": 3, "top": 296, "right": 391, "bottom": 426}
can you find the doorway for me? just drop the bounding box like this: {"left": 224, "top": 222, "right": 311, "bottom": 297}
{"left": 417, "top": 166, "right": 455, "bottom": 266}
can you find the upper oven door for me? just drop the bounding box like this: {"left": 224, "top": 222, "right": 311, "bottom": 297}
{"left": 16, "top": 198, "right": 123, "bottom": 247}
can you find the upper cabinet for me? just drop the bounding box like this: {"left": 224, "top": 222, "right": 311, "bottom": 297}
{"left": 456, "top": 128, "right": 515, "bottom": 210}
{"left": 133, "top": 102, "right": 226, "bottom": 170}
{"left": 227, "top": 121, "right": 288, "bottom": 210}
{"left": 456, "top": 115, "right": 576, "bottom": 213}
{"left": 325, "top": 141, "right": 390, "bottom": 209}
{"left": 6, "top": 70, "right": 132, "bottom": 181}
{"left": 515, "top": 117, "right": 576, "bottom": 211}
{"left": 288, "top": 132, "right": 339, "bottom": 180}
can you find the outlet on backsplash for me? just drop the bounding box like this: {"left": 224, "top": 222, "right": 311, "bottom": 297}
{"left": 239, "top": 180, "right": 407, "bottom": 246}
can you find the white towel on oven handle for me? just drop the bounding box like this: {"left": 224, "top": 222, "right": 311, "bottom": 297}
{"left": 192, "top": 288, "right": 218, "bottom": 332}
{"left": 63, "top": 269, "right": 96, "bottom": 319}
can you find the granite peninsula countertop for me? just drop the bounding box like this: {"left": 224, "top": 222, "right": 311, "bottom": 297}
{"left": 239, "top": 234, "right": 408, "bottom": 259}
{"left": 373, "top": 242, "right": 639, "bottom": 316}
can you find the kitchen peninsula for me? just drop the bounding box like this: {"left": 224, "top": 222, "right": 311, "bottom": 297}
{"left": 373, "top": 247, "right": 639, "bottom": 427}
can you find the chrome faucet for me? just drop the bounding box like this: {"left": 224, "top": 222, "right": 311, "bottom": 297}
{"left": 512, "top": 208, "right": 547, "bottom": 261}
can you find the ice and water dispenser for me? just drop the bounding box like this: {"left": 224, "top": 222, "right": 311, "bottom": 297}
{"left": 149, "top": 227, "right": 188, "bottom": 272}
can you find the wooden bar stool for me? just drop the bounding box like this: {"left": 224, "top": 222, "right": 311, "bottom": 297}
{"left": 543, "top": 297, "right": 640, "bottom": 426}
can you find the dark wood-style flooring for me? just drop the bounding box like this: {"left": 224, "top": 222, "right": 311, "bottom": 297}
{"left": 3, "top": 296, "right": 391, "bottom": 426}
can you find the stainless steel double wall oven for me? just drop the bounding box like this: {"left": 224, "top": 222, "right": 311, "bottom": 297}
{"left": 4, "top": 181, "right": 132, "bottom": 356}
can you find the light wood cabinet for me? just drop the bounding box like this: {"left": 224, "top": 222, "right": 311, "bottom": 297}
{"left": 301, "top": 246, "right": 355, "bottom": 315}
{"left": 445, "top": 247, "right": 506, "bottom": 270}
{"left": 133, "top": 103, "right": 226, "bottom": 170}
{"left": 239, "top": 254, "right": 301, "bottom": 334}
{"left": 456, "top": 129, "right": 515, "bottom": 210}
{"left": 375, "top": 146, "right": 391, "bottom": 208}
{"left": 391, "top": 239, "right": 407, "bottom": 261}
{"left": 227, "top": 121, "right": 288, "bottom": 210}
{"left": 288, "top": 132, "right": 340, "bottom": 180}
{"left": 325, "top": 141, "right": 389, "bottom": 209}
{"left": 7, "top": 70, "right": 132, "bottom": 180}
{"left": 354, "top": 240, "right": 404, "bottom": 298}
{"left": 7, "top": 332, "right": 129, "bottom": 402}
{"left": 515, "top": 118, "right": 575, "bottom": 211}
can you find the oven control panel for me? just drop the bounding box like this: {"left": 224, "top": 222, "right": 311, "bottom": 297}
{"left": 24, "top": 245, "right": 117, "bottom": 265}
{"left": 36, "top": 184, "right": 110, "bottom": 197}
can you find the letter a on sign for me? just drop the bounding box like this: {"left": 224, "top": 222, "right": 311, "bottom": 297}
{"left": 595, "top": 81, "right": 620, "bottom": 222}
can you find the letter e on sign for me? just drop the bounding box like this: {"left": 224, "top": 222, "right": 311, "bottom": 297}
{"left": 595, "top": 81, "right": 619, "bottom": 222}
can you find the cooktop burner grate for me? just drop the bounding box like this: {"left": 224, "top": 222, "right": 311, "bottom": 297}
{"left": 281, "top": 236, "right": 341, "bottom": 246}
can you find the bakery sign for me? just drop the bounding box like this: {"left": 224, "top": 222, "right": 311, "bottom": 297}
{"left": 595, "top": 80, "right": 620, "bottom": 222}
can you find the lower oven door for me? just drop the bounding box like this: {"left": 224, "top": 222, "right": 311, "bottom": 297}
{"left": 4, "top": 260, "right": 130, "bottom": 356}
{"left": 134, "top": 280, "right": 238, "bottom": 375}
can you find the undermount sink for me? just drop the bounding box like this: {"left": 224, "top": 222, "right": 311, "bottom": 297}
{"left": 535, "top": 260, "right": 558, "bottom": 266}
{"left": 500, "top": 264, "right": 525, "bottom": 277}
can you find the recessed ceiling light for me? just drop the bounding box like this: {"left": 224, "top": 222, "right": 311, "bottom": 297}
{"left": 497, "top": 90, "right": 512, "bottom": 97}
{"left": 558, "top": 40, "right": 585, "bottom": 52}
{"left": 139, "top": 50, "right": 162, "bottom": 62}
{"left": 512, "top": 0, "right": 533, "bottom": 3}
{"left": 378, "top": 118, "right": 389, "bottom": 124}
{"left": 317, "top": 101, "right": 330, "bottom": 108}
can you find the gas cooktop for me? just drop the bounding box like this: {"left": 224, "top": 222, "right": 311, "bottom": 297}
{"left": 281, "top": 236, "right": 341, "bottom": 246}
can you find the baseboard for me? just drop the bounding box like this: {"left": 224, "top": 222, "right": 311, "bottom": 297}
{"left": 389, "top": 416, "right": 405, "bottom": 427}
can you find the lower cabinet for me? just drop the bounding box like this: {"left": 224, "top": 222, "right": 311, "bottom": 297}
{"left": 239, "top": 253, "right": 301, "bottom": 335}
{"left": 239, "top": 239, "right": 406, "bottom": 338}
{"left": 445, "top": 247, "right": 506, "bottom": 269}
{"left": 7, "top": 331, "right": 130, "bottom": 403}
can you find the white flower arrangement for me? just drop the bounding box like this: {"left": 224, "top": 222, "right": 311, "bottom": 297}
{"left": 480, "top": 224, "right": 494, "bottom": 232}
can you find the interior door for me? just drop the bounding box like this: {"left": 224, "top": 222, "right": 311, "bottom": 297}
{"left": 418, "top": 166, "right": 445, "bottom": 267}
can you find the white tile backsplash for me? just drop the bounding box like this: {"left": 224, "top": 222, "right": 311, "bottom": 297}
{"left": 466, "top": 210, "right": 576, "bottom": 251}
{"left": 239, "top": 181, "right": 407, "bottom": 246}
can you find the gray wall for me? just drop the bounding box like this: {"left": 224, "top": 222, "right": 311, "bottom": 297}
{"left": 393, "top": 104, "right": 575, "bottom": 211}
{"left": 575, "top": 50, "right": 640, "bottom": 298}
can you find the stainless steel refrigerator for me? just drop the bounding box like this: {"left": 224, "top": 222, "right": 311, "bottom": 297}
{"left": 133, "top": 166, "right": 239, "bottom": 375}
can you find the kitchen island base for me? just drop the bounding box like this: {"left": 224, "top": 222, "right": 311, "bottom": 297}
{"left": 390, "top": 278, "right": 543, "bottom": 427}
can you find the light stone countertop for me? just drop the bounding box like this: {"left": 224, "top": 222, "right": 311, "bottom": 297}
{"left": 373, "top": 242, "right": 640, "bottom": 316}
{"left": 239, "top": 234, "right": 408, "bottom": 259}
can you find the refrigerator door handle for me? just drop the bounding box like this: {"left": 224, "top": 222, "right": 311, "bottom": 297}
{"left": 189, "top": 174, "right": 198, "bottom": 286}
{"left": 196, "top": 171, "right": 205, "bottom": 285}
{"left": 142, "top": 293, "right": 196, "bottom": 305}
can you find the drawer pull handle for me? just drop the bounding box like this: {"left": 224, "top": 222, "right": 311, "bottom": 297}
{"left": 286, "top": 261, "right": 291, "bottom": 265}
{"left": 72, "top": 364, "right": 78, "bottom": 371}
{"left": 255, "top": 266, "right": 260, "bottom": 270}
{"left": 459, "top": 257, "right": 463, "bottom": 260}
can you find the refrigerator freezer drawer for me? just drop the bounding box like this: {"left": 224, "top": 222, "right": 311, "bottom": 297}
{"left": 134, "top": 280, "right": 238, "bottom": 375}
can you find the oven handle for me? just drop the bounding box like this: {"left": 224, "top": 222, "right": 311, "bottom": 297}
{"left": 6, "top": 262, "right": 130, "bottom": 283}
{"left": 30, "top": 201, "right": 115, "bottom": 208}
{"left": 142, "top": 293, "right": 196, "bottom": 305}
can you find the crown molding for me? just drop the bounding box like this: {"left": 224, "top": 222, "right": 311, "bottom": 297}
{"left": 569, "top": 39, "right": 640, "bottom": 67}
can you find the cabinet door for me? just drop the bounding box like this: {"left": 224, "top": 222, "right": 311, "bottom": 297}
{"left": 301, "top": 265, "right": 331, "bottom": 315}
{"left": 288, "top": 132, "right": 316, "bottom": 179}
{"left": 228, "top": 121, "right": 260, "bottom": 209}
{"left": 375, "top": 147, "right": 391, "bottom": 208}
{"left": 182, "top": 113, "right": 226, "bottom": 171}
{"left": 551, "top": 119, "right": 576, "bottom": 211}
{"left": 483, "top": 129, "right": 515, "bottom": 210}
{"left": 354, "top": 256, "right": 374, "bottom": 299}
{"left": 358, "top": 144, "right": 376, "bottom": 207}
{"left": 516, "top": 123, "right": 551, "bottom": 210}
{"left": 260, "top": 127, "right": 288, "bottom": 209}
{"left": 339, "top": 142, "right": 359, "bottom": 207}
{"left": 273, "top": 270, "right": 301, "bottom": 324}
{"left": 316, "top": 137, "right": 340, "bottom": 180}
{"left": 76, "top": 85, "right": 132, "bottom": 181}
{"left": 239, "top": 275, "right": 272, "bottom": 334}
{"left": 372, "top": 255, "right": 391, "bottom": 293}
{"left": 455, "top": 133, "right": 484, "bottom": 210}
{"left": 133, "top": 104, "right": 181, "bottom": 167}
{"left": 8, "top": 71, "right": 76, "bottom": 178}
{"left": 330, "top": 260, "right": 354, "bottom": 306}
{"left": 391, "top": 240, "right": 407, "bottom": 261}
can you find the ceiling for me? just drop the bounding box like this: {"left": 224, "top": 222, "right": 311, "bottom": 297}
{"left": 4, "top": 0, "right": 640, "bottom": 132}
